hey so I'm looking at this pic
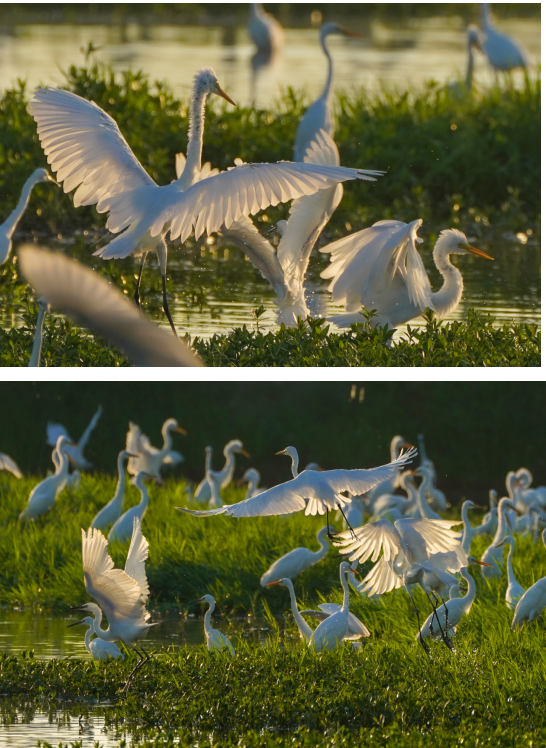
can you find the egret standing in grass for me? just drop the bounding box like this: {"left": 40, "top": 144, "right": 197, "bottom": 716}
{"left": 260, "top": 525, "right": 333, "bottom": 586}
{"left": 193, "top": 440, "right": 249, "bottom": 504}
{"left": 108, "top": 471, "right": 150, "bottom": 543}
{"left": 495, "top": 536, "right": 525, "bottom": 610}
{"left": 308, "top": 562, "right": 353, "bottom": 651}
{"left": 480, "top": 498, "right": 517, "bottom": 577}
{"left": 126, "top": 419, "right": 186, "bottom": 482}
{"left": 187, "top": 595, "right": 234, "bottom": 655}
{"left": 512, "top": 530, "right": 546, "bottom": 629}
{"left": 19, "top": 435, "right": 73, "bottom": 520}
{"left": 90, "top": 450, "right": 136, "bottom": 531}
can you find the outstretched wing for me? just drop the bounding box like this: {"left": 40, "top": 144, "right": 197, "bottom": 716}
{"left": 175, "top": 152, "right": 220, "bottom": 181}
{"left": 124, "top": 517, "right": 150, "bottom": 602}
{"left": 320, "top": 448, "right": 417, "bottom": 496}
{"left": 78, "top": 405, "right": 103, "bottom": 450}
{"left": 337, "top": 519, "right": 402, "bottom": 564}
{"left": 47, "top": 422, "right": 70, "bottom": 446}
{"left": 361, "top": 556, "right": 403, "bottom": 596}
{"left": 395, "top": 518, "right": 463, "bottom": 556}
{"left": 0, "top": 453, "right": 22, "bottom": 478}
{"left": 19, "top": 246, "right": 203, "bottom": 368}
{"left": 177, "top": 479, "right": 307, "bottom": 518}
{"left": 29, "top": 88, "right": 157, "bottom": 226}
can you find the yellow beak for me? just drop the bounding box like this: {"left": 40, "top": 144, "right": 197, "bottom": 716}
{"left": 216, "top": 85, "right": 236, "bottom": 107}
{"left": 240, "top": 449, "right": 250, "bottom": 458}
{"left": 342, "top": 29, "right": 365, "bottom": 39}
{"left": 176, "top": 427, "right": 187, "bottom": 435}
{"left": 464, "top": 243, "right": 494, "bottom": 260}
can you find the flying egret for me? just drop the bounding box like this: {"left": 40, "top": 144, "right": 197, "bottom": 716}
{"left": 294, "top": 23, "right": 363, "bottom": 162}
{"left": 248, "top": 3, "right": 284, "bottom": 56}
{"left": 366, "top": 436, "right": 413, "bottom": 505}
{"left": 30, "top": 73, "right": 381, "bottom": 334}
{"left": 512, "top": 529, "right": 546, "bottom": 629}
{"left": 108, "top": 472, "right": 150, "bottom": 544}
{"left": 0, "top": 453, "right": 22, "bottom": 478}
{"left": 480, "top": 3, "right": 529, "bottom": 72}
{"left": 177, "top": 448, "right": 417, "bottom": 540}
{"left": 19, "top": 435, "right": 73, "bottom": 520}
{"left": 67, "top": 616, "right": 125, "bottom": 661}
{"left": 193, "top": 440, "right": 249, "bottom": 504}
{"left": 238, "top": 468, "right": 264, "bottom": 500}
{"left": 126, "top": 419, "right": 186, "bottom": 482}
{"left": 47, "top": 405, "right": 103, "bottom": 471}
{"left": 18, "top": 246, "right": 203, "bottom": 367}
{"left": 494, "top": 536, "right": 524, "bottom": 610}
{"left": 28, "top": 297, "right": 49, "bottom": 367}
{"left": 416, "top": 433, "right": 446, "bottom": 512}
{"left": 461, "top": 500, "right": 482, "bottom": 554}
{"left": 480, "top": 498, "right": 517, "bottom": 577}
{"left": 90, "top": 450, "right": 136, "bottom": 531}
{"left": 187, "top": 594, "right": 234, "bottom": 655}
{"left": 0, "top": 168, "right": 58, "bottom": 266}
{"left": 71, "top": 517, "right": 156, "bottom": 684}
{"left": 308, "top": 562, "right": 354, "bottom": 651}
{"left": 260, "top": 525, "right": 333, "bottom": 587}
{"left": 320, "top": 220, "right": 493, "bottom": 331}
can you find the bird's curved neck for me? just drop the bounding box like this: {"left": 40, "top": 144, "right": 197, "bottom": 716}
{"left": 84, "top": 627, "right": 93, "bottom": 652}
{"left": 204, "top": 450, "right": 212, "bottom": 472}
{"left": 460, "top": 569, "right": 476, "bottom": 611}
{"left": 320, "top": 33, "right": 334, "bottom": 103}
{"left": 289, "top": 451, "right": 299, "bottom": 479}
{"left": 340, "top": 569, "right": 350, "bottom": 613}
{"left": 416, "top": 474, "right": 433, "bottom": 518}
{"left": 401, "top": 475, "right": 418, "bottom": 507}
{"left": 286, "top": 581, "right": 313, "bottom": 640}
{"left": 481, "top": 4, "right": 491, "bottom": 29}
{"left": 204, "top": 600, "right": 215, "bottom": 636}
{"left": 113, "top": 454, "right": 127, "bottom": 502}
{"left": 417, "top": 435, "right": 428, "bottom": 464}
{"left": 91, "top": 609, "right": 109, "bottom": 639}
{"left": 506, "top": 542, "right": 517, "bottom": 585}
{"left": 136, "top": 480, "right": 150, "bottom": 510}
{"left": 489, "top": 492, "right": 497, "bottom": 511}
{"left": 3, "top": 174, "right": 37, "bottom": 238}
{"left": 466, "top": 40, "right": 475, "bottom": 91}
{"left": 220, "top": 447, "right": 238, "bottom": 484}
{"left": 28, "top": 305, "right": 47, "bottom": 367}
{"left": 179, "top": 85, "right": 208, "bottom": 189}
{"left": 314, "top": 530, "right": 329, "bottom": 559}
{"left": 494, "top": 500, "right": 513, "bottom": 543}
{"left": 56, "top": 446, "right": 70, "bottom": 477}
{"left": 161, "top": 423, "right": 174, "bottom": 453}
{"left": 431, "top": 244, "right": 464, "bottom": 318}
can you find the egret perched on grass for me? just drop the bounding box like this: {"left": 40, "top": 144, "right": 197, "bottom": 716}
{"left": 177, "top": 448, "right": 417, "bottom": 539}
{"left": 67, "top": 616, "right": 125, "bottom": 661}
{"left": 294, "top": 23, "right": 363, "bottom": 162}
{"left": 308, "top": 562, "right": 354, "bottom": 651}
{"left": 512, "top": 530, "right": 546, "bottom": 629}
{"left": 193, "top": 440, "right": 249, "bottom": 504}
{"left": 19, "top": 435, "right": 73, "bottom": 520}
{"left": 90, "top": 450, "right": 136, "bottom": 531}
{"left": 515, "top": 468, "right": 546, "bottom": 511}
{"left": 0, "top": 453, "right": 22, "bottom": 478}
{"left": 108, "top": 472, "right": 150, "bottom": 544}
{"left": 495, "top": 536, "right": 525, "bottom": 610}
{"left": 71, "top": 517, "right": 156, "bottom": 683}
{"left": 480, "top": 3, "right": 529, "bottom": 72}
{"left": 30, "top": 71, "right": 381, "bottom": 334}
{"left": 127, "top": 419, "right": 186, "bottom": 482}
{"left": 47, "top": 405, "right": 103, "bottom": 471}
{"left": 187, "top": 595, "right": 234, "bottom": 655}
{"left": 0, "top": 168, "right": 58, "bottom": 266}
{"left": 248, "top": 3, "right": 284, "bottom": 56}
{"left": 480, "top": 498, "right": 517, "bottom": 577}
{"left": 260, "top": 525, "right": 333, "bottom": 586}
{"left": 18, "top": 246, "right": 202, "bottom": 367}
{"left": 320, "top": 220, "right": 493, "bottom": 331}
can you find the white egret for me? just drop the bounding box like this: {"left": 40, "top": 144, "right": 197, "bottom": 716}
{"left": 0, "top": 453, "right": 22, "bottom": 478}
{"left": 480, "top": 3, "right": 529, "bottom": 72}
{"left": 108, "top": 472, "right": 150, "bottom": 544}
{"left": 193, "top": 440, "right": 249, "bottom": 504}
{"left": 177, "top": 448, "right": 417, "bottom": 539}
{"left": 343, "top": 497, "right": 365, "bottom": 529}
{"left": 30, "top": 74, "right": 381, "bottom": 334}
{"left": 187, "top": 594, "right": 234, "bottom": 655}
{"left": 19, "top": 435, "right": 73, "bottom": 520}
{"left": 478, "top": 490, "right": 498, "bottom": 536}
{"left": 515, "top": 468, "right": 546, "bottom": 510}
{"left": 301, "top": 605, "right": 370, "bottom": 641}
{"left": 71, "top": 517, "right": 156, "bottom": 683}
{"left": 67, "top": 616, "right": 125, "bottom": 661}
{"left": 515, "top": 506, "right": 546, "bottom": 538}
{"left": 0, "top": 168, "right": 58, "bottom": 266}
{"left": 28, "top": 297, "right": 49, "bottom": 367}
{"left": 413, "top": 467, "right": 443, "bottom": 520}
{"left": 293, "top": 23, "right": 363, "bottom": 162}
{"left": 266, "top": 577, "right": 313, "bottom": 641}
{"left": 512, "top": 530, "right": 546, "bottom": 629}
{"left": 416, "top": 434, "right": 447, "bottom": 512}
{"left": 238, "top": 468, "right": 264, "bottom": 500}
{"left": 480, "top": 498, "right": 517, "bottom": 577}
{"left": 494, "top": 536, "right": 524, "bottom": 610}
{"left": 371, "top": 471, "right": 420, "bottom": 521}
{"left": 308, "top": 562, "right": 354, "bottom": 651}
{"left": 248, "top": 3, "right": 284, "bottom": 56}
{"left": 206, "top": 459, "right": 223, "bottom": 510}
{"left": 260, "top": 525, "right": 332, "bottom": 587}
{"left": 320, "top": 220, "right": 493, "bottom": 331}
{"left": 461, "top": 501, "right": 482, "bottom": 554}
{"left": 90, "top": 450, "right": 135, "bottom": 531}
{"left": 126, "top": 419, "right": 186, "bottom": 481}
{"left": 47, "top": 405, "right": 103, "bottom": 471}
{"left": 447, "top": 25, "right": 481, "bottom": 96}
{"left": 366, "top": 436, "right": 414, "bottom": 505}
{"left": 18, "top": 246, "right": 203, "bottom": 367}
{"left": 50, "top": 439, "right": 81, "bottom": 489}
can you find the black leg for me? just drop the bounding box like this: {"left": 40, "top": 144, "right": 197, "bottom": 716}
{"left": 134, "top": 253, "right": 147, "bottom": 308}
{"left": 426, "top": 591, "right": 453, "bottom": 651}
{"left": 406, "top": 585, "right": 430, "bottom": 657}
{"left": 162, "top": 273, "right": 178, "bottom": 338}
{"left": 337, "top": 503, "right": 357, "bottom": 540}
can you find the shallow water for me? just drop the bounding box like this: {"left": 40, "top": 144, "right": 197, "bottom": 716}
{"left": 0, "top": 17, "right": 540, "bottom": 107}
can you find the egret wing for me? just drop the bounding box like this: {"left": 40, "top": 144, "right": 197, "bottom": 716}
{"left": 0, "top": 453, "right": 22, "bottom": 478}
{"left": 163, "top": 450, "right": 184, "bottom": 466}
{"left": 361, "top": 556, "right": 403, "bottom": 596}
{"left": 29, "top": 88, "right": 157, "bottom": 219}
{"left": 337, "top": 519, "right": 401, "bottom": 564}
{"left": 395, "top": 518, "right": 463, "bottom": 556}
{"left": 124, "top": 517, "right": 150, "bottom": 601}
{"left": 47, "top": 422, "right": 70, "bottom": 446}
{"left": 78, "top": 405, "right": 103, "bottom": 450}
{"left": 319, "top": 448, "right": 416, "bottom": 495}
{"left": 177, "top": 480, "right": 307, "bottom": 518}
{"left": 317, "top": 604, "right": 371, "bottom": 637}
{"left": 19, "top": 246, "right": 203, "bottom": 368}
{"left": 175, "top": 152, "right": 220, "bottom": 182}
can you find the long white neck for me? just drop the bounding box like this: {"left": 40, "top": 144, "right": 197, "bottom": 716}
{"left": 220, "top": 446, "right": 238, "bottom": 485}
{"left": 135, "top": 476, "right": 150, "bottom": 511}
{"left": 56, "top": 445, "right": 70, "bottom": 479}
{"left": 340, "top": 568, "right": 350, "bottom": 613}
{"left": 84, "top": 626, "right": 94, "bottom": 654}
{"left": 481, "top": 3, "right": 491, "bottom": 30}
{"left": 461, "top": 503, "right": 472, "bottom": 553}
{"left": 506, "top": 540, "right": 518, "bottom": 586}
{"left": 2, "top": 173, "right": 38, "bottom": 238}
{"left": 313, "top": 529, "right": 329, "bottom": 561}
{"left": 400, "top": 474, "right": 418, "bottom": 510}
{"left": 204, "top": 599, "right": 215, "bottom": 638}
{"left": 416, "top": 473, "right": 435, "bottom": 519}
{"left": 205, "top": 449, "right": 212, "bottom": 472}
{"left": 493, "top": 499, "right": 514, "bottom": 544}
{"left": 431, "top": 243, "right": 464, "bottom": 318}
{"left": 289, "top": 450, "right": 299, "bottom": 479}
{"left": 459, "top": 569, "right": 476, "bottom": 614}
{"left": 319, "top": 32, "right": 334, "bottom": 102}
{"left": 160, "top": 422, "right": 174, "bottom": 453}
{"left": 178, "top": 83, "right": 208, "bottom": 190}
{"left": 465, "top": 39, "right": 475, "bottom": 91}
{"left": 28, "top": 303, "right": 47, "bottom": 367}
{"left": 284, "top": 579, "right": 313, "bottom": 640}
{"left": 91, "top": 607, "right": 112, "bottom": 640}
{"left": 112, "top": 453, "right": 127, "bottom": 505}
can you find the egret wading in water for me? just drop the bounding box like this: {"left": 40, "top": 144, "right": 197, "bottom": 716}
{"left": 260, "top": 525, "right": 333, "bottom": 586}
{"left": 126, "top": 419, "right": 186, "bottom": 482}
{"left": 90, "top": 450, "right": 136, "bottom": 531}
{"left": 71, "top": 517, "right": 157, "bottom": 688}
{"left": 19, "top": 435, "right": 73, "bottom": 520}
{"left": 67, "top": 616, "right": 125, "bottom": 661}
{"left": 0, "top": 168, "right": 58, "bottom": 266}
{"left": 480, "top": 3, "right": 529, "bottom": 73}
{"left": 187, "top": 595, "right": 234, "bottom": 655}
{"left": 294, "top": 23, "right": 364, "bottom": 162}
{"left": 193, "top": 440, "right": 249, "bottom": 504}
{"left": 30, "top": 70, "right": 381, "bottom": 336}
{"left": 248, "top": 3, "right": 284, "bottom": 57}
{"left": 177, "top": 448, "right": 417, "bottom": 541}
{"left": 47, "top": 405, "right": 103, "bottom": 471}
{"left": 320, "top": 220, "right": 493, "bottom": 331}
{"left": 108, "top": 471, "right": 151, "bottom": 544}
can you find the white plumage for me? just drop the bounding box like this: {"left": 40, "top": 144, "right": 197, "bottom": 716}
{"left": 193, "top": 440, "right": 248, "bottom": 503}
{"left": 260, "top": 525, "right": 332, "bottom": 586}
{"left": 480, "top": 3, "right": 529, "bottom": 71}
{"left": 0, "top": 452, "right": 22, "bottom": 478}
{"left": 189, "top": 594, "right": 234, "bottom": 655}
{"left": 512, "top": 530, "right": 546, "bottom": 629}
{"left": 90, "top": 450, "right": 134, "bottom": 531}
{"left": 19, "top": 435, "right": 72, "bottom": 520}
{"left": 67, "top": 615, "right": 125, "bottom": 661}
{"left": 126, "top": 419, "right": 186, "bottom": 481}
{"left": 46, "top": 405, "right": 103, "bottom": 470}
{"left": 108, "top": 472, "right": 150, "bottom": 544}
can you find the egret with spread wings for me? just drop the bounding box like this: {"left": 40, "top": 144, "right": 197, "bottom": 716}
{"left": 46, "top": 405, "right": 103, "bottom": 471}
{"left": 320, "top": 220, "right": 493, "bottom": 331}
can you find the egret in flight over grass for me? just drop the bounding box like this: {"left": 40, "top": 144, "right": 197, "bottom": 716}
{"left": 126, "top": 419, "right": 187, "bottom": 482}
{"left": 177, "top": 447, "right": 416, "bottom": 538}
{"left": 260, "top": 525, "right": 333, "bottom": 586}
{"left": 480, "top": 3, "right": 529, "bottom": 72}
{"left": 18, "top": 246, "right": 203, "bottom": 367}
{"left": 30, "top": 70, "right": 381, "bottom": 335}
{"left": 0, "top": 168, "right": 58, "bottom": 266}
{"left": 67, "top": 616, "right": 125, "bottom": 661}
{"left": 187, "top": 594, "right": 234, "bottom": 655}
{"left": 0, "top": 452, "right": 22, "bottom": 478}
{"left": 320, "top": 220, "right": 493, "bottom": 331}
{"left": 19, "top": 435, "right": 73, "bottom": 520}
{"left": 47, "top": 405, "right": 103, "bottom": 471}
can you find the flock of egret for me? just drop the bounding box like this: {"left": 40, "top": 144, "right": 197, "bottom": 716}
{"left": 2, "top": 415, "right": 546, "bottom": 677}
{"left": 0, "top": 4, "right": 530, "bottom": 366}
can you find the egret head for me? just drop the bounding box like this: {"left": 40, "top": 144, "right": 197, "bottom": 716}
{"left": 276, "top": 446, "right": 298, "bottom": 462}
{"left": 67, "top": 602, "right": 102, "bottom": 617}
{"left": 187, "top": 593, "right": 215, "bottom": 608}
{"left": 463, "top": 500, "right": 479, "bottom": 511}
{"left": 205, "top": 445, "right": 213, "bottom": 456}
{"left": 194, "top": 68, "right": 236, "bottom": 106}
{"left": 321, "top": 22, "right": 364, "bottom": 40}
{"left": 493, "top": 535, "right": 513, "bottom": 549}
{"left": 436, "top": 229, "right": 493, "bottom": 261}
{"left": 339, "top": 561, "right": 352, "bottom": 575}
{"left": 467, "top": 24, "right": 482, "bottom": 49}
{"left": 468, "top": 557, "right": 493, "bottom": 567}
{"left": 164, "top": 418, "right": 187, "bottom": 436}
{"left": 226, "top": 439, "right": 249, "bottom": 458}
{"left": 66, "top": 615, "right": 93, "bottom": 629}
{"left": 32, "top": 168, "right": 59, "bottom": 186}
{"left": 267, "top": 219, "right": 288, "bottom": 242}
{"left": 489, "top": 489, "right": 498, "bottom": 505}
{"left": 238, "top": 467, "right": 260, "bottom": 485}
{"left": 266, "top": 578, "right": 293, "bottom": 590}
